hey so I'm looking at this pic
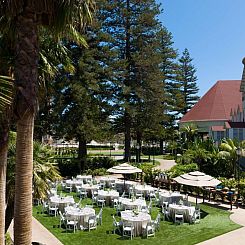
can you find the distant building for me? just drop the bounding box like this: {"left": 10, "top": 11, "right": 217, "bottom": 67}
{"left": 179, "top": 59, "right": 245, "bottom": 142}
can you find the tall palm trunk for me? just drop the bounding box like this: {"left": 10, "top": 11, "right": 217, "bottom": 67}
{"left": 14, "top": 6, "right": 38, "bottom": 244}
{"left": 0, "top": 136, "right": 7, "bottom": 245}
{"left": 0, "top": 107, "right": 12, "bottom": 243}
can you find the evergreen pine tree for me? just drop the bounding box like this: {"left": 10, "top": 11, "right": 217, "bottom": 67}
{"left": 176, "top": 48, "right": 199, "bottom": 116}
{"left": 99, "top": 0, "right": 164, "bottom": 161}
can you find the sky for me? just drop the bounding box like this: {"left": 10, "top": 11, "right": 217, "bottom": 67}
{"left": 158, "top": 0, "right": 245, "bottom": 96}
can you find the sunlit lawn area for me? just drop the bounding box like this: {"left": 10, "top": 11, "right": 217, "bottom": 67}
{"left": 33, "top": 194, "right": 241, "bottom": 245}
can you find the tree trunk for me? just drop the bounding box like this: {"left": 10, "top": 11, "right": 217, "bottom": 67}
{"left": 78, "top": 138, "right": 87, "bottom": 173}
{"left": 5, "top": 200, "right": 14, "bottom": 234}
{"left": 0, "top": 138, "right": 7, "bottom": 245}
{"left": 14, "top": 113, "right": 34, "bottom": 245}
{"left": 136, "top": 132, "right": 142, "bottom": 163}
{"left": 159, "top": 139, "right": 164, "bottom": 154}
{"left": 124, "top": 110, "right": 131, "bottom": 162}
{"left": 14, "top": 6, "right": 38, "bottom": 244}
{"left": 124, "top": 0, "right": 131, "bottom": 163}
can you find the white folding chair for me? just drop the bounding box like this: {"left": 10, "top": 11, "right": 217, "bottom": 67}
{"left": 123, "top": 222, "right": 134, "bottom": 240}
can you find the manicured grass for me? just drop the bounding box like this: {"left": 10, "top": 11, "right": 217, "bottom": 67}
{"left": 33, "top": 196, "right": 241, "bottom": 245}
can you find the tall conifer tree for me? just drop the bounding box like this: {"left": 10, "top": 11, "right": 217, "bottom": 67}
{"left": 99, "top": 0, "right": 164, "bottom": 161}
{"left": 176, "top": 48, "right": 199, "bottom": 116}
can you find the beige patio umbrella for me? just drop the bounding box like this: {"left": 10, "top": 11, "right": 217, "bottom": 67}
{"left": 107, "top": 163, "right": 142, "bottom": 190}
{"left": 173, "top": 171, "right": 221, "bottom": 187}
{"left": 173, "top": 171, "right": 221, "bottom": 204}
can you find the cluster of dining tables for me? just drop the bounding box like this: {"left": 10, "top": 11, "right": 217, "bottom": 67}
{"left": 47, "top": 174, "right": 200, "bottom": 236}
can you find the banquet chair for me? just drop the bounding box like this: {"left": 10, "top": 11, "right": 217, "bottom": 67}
{"left": 87, "top": 215, "right": 97, "bottom": 232}
{"left": 123, "top": 222, "right": 134, "bottom": 240}
{"left": 112, "top": 215, "right": 122, "bottom": 234}
{"left": 190, "top": 209, "right": 201, "bottom": 224}
{"left": 80, "top": 188, "right": 87, "bottom": 198}
{"left": 58, "top": 211, "right": 66, "bottom": 229}
{"left": 65, "top": 184, "right": 73, "bottom": 193}
{"left": 174, "top": 210, "right": 184, "bottom": 225}
{"left": 143, "top": 221, "right": 155, "bottom": 238}
{"left": 153, "top": 213, "right": 161, "bottom": 231}
{"left": 97, "top": 196, "right": 105, "bottom": 207}
{"left": 161, "top": 205, "right": 170, "bottom": 221}
{"left": 96, "top": 208, "right": 103, "bottom": 225}
{"left": 66, "top": 216, "right": 78, "bottom": 233}
{"left": 41, "top": 200, "right": 49, "bottom": 214}
{"left": 48, "top": 203, "right": 58, "bottom": 217}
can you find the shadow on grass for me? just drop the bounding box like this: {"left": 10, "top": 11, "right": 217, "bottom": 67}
{"left": 203, "top": 202, "right": 231, "bottom": 211}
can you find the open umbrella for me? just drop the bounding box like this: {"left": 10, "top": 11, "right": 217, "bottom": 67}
{"left": 107, "top": 163, "right": 142, "bottom": 190}
{"left": 174, "top": 171, "right": 221, "bottom": 187}
{"left": 173, "top": 171, "right": 221, "bottom": 204}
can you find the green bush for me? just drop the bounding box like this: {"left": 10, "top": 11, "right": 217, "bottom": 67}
{"left": 87, "top": 157, "right": 116, "bottom": 170}
{"left": 138, "top": 163, "right": 161, "bottom": 184}
{"left": 56, "top": 157, "right": 80, "bottom": 177}
{"left": 85, "top": 168, "right": 108, "bottom": 176}
{"left": 167, "top": 163, "right": 198, "bottom": 178}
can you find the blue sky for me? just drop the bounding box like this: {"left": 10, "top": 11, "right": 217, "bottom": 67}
{"left": 158, "top": 0, "right": 245, "bottom": 96}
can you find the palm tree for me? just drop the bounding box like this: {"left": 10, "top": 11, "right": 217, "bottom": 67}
{"left": 5, "top": 135, "right": 61, "bottom": 232}
{"left": 181, "top": 123, "right": 198, "bottom": 148}
{"left": 0, "top": 75, "right": 13, "bottom": 245}
{"left": 219, "top": 138, "right": 239, "bottom": 178}
{"left": 0, "top": 1, "right": 95, "bottom": 244}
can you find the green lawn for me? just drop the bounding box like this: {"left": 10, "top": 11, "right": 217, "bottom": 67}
{"left": 33, "top": 195, "right": 241, "bottom": 245}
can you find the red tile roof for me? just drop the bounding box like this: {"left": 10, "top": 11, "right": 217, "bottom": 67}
{"left": 180, "top": 80, "right": 242, "bottom": 122}
{"left": 211, "top": 126, "right": 225, "bottom": 131}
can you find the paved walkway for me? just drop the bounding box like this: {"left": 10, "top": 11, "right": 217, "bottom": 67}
{"left": 186, "top": 196, "right": 245, "bottom": 245}
{"left": 153, "top": 159, "right": 176, "bottom": 171}
{"left": 8, "top": 217, "right": 63, "bottom": 245}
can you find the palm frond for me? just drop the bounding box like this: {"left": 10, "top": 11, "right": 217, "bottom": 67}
{"left": 0, "top": 75, "right": 13, "bottom": 112}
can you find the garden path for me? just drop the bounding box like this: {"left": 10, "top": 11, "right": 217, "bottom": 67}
{"left": 153, "top": 159, "right": 176, "bottom": 171}
{"left": 8, "top": 217, "right": 63, "bottom": 245}
{"left": 190, "top": 196, "right": 245, "bottom": 245}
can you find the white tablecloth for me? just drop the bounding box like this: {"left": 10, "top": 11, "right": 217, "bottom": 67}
{"left": 100, "top": 176, "right": 116, "bottom": 187}
{"left": 134, "top": 185, "right": 155, "bottom": 196}
{"left": 121, "top": 211, "right": 151, "bottom": 236}
{"left": 168, "top": 204, "right": 195, "bottom": 222}
{"left": 82, "top": 184, "right": 99, "bottom": 197}
{"left": 98, "top": 190, "right": 119, "bottom": 205}
{"left": 49, "top": 196, "right": 75, "bottom": 213}
{"left": 76, "top": 175, "right": 92, "bottom": 183}
{"left": 159, "top": 191, "right": 183, "bottom": 205}
{"left": 115, "top": 180, "right": 137, "bottom": 194}
{"left": 120, "top": 198, "right": 146, "bottom": 211}
{"left": 65, "top": 206, "right": 95, "bottom": 227}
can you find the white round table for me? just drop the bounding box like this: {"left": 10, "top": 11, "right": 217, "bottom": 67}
{"left": 168, "top": 204, "right": 195, "bottom": 222}
{"left": 159, "top": 191, "right": 183, "bottom": 205}
{"left": 82, "top": 184, "right": 99, "bottom": 197}
{"left": 65, "top": 206, "right": 95, "bottom": 228}
{"left": 134, "top": 185, "right": 155, "bottom": 197}
{"left": 49, "top": 196, "right": 75, "bottom": 213}
{"left": 76, "top": 175, "right": 92, "bottom": 184}
{"left": 121, "top": 210, "right": 151, "bottom": 236}
{"left": 98, "top": 190, "right": 119, "bottom": 205}
{"left": 120, "top": 197, "right": 146, "bottom": 211}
